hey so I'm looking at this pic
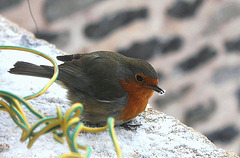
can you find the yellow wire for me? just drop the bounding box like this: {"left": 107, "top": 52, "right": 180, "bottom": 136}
{"left": 109, "top": 119, "right": 122, "bottom": 158}
{"left": 60, "top": 153, "right": 85, "bottom": 158}
{"left": 82, "top": 126, "right": 108, "bottom": 132}
{"left": 27, "top": 121, "right": 60, "bottom": 148}
{"left": 0, "top": 46, "right": 58, "bottom": 100}
{"left": 0, "top": 46, "right": 122, "bottom": 158}
{"left": 12, "top": 98, "right": 30, "bottom": 128}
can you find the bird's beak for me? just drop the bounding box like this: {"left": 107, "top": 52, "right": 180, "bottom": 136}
{"left": 147, "top": 85, "right": 165, "bottom": 95}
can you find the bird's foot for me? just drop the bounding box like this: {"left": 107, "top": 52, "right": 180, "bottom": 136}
{"left": 120, "top": 120, "right": 142, "bottom": 131}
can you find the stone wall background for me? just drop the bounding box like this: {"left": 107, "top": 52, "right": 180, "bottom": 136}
{"left": 0, "top": 0, "right": 240, "bottom": 155}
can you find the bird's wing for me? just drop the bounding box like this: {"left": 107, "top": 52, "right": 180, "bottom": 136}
{"left": 40, "top": 54, "right": 95, "bottom": 96}
{"left": 54, "top": 52, "right": 126, "bottom": 101}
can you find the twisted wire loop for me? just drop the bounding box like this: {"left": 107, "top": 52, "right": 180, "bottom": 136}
{"left": 0, "top": 46, "right": 122, "bottom": 158}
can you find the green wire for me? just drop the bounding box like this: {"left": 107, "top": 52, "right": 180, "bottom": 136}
{"left": 0, "top": 46, "right": 122, "bottom": 158}
{"left": 0, "top": 45, "right": 59, "bottom": 100}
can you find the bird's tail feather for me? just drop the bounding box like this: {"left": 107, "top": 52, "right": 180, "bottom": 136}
{"left": 9, "top": 61, "right": 53, "bottom": 78}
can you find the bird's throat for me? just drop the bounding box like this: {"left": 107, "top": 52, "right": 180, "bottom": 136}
{"left": 118, "top": 80, "right": 154, "bottom": 121}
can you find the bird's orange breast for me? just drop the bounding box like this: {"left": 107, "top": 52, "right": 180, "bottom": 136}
{"left": 118, "top": 78, "right": 158, "bottom": 121}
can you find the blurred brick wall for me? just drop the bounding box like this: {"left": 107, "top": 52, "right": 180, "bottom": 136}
{"left": 1, "top": 0, "right": 240, "bottom": 155}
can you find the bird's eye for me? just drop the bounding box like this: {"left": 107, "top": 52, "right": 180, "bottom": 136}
{"left": 135, "top": 74, "right": 144, "bottom": 82}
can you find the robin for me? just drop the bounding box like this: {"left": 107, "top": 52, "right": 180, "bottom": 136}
{"left": 9, "top": 51, "right": 165, "bottom": 126}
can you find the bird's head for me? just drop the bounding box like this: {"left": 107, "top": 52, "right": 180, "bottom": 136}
{"left": 119, "top": 58, "right": 165, "bottom": 95}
